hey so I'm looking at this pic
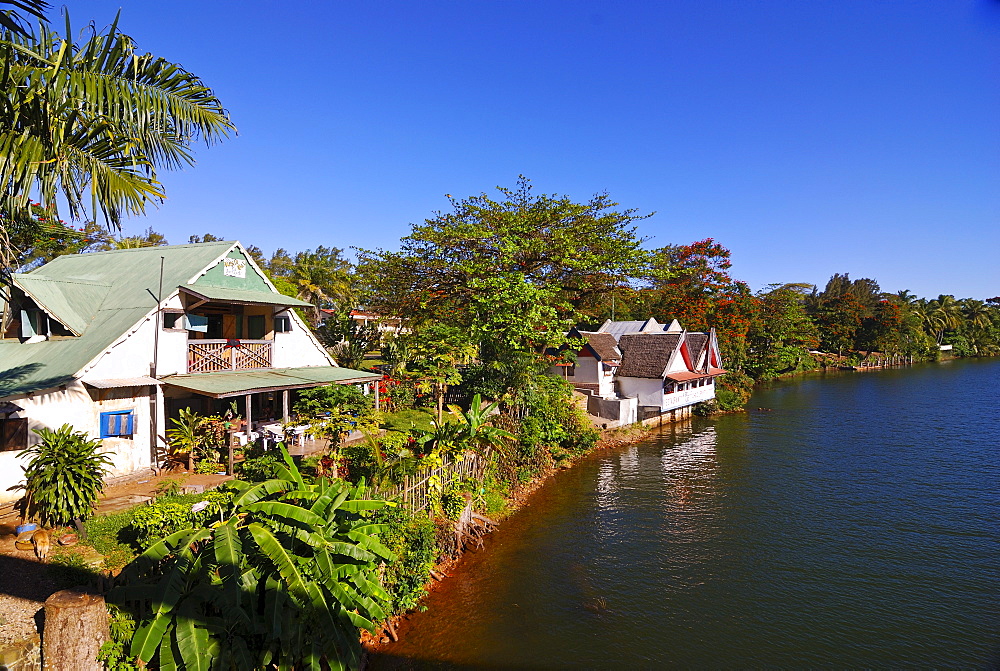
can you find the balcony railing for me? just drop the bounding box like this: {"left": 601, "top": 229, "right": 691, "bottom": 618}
{"left": 187, "top": 339, "right": 272, "bottom": 374}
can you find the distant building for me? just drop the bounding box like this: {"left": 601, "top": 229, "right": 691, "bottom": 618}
{"left": 554, "top": 318, "right": 725, "bottom": 425}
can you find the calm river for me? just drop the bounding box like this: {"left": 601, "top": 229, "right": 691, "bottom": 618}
{"left": 372, "top": 360, "right": 1000, "bottom": 668}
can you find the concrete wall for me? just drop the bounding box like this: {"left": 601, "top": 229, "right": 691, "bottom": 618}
{"left": 616, "top": 377, "right": 665, "bottom": 407}
{"left": 587, "top": 394, "right": 638, "bottom": 424}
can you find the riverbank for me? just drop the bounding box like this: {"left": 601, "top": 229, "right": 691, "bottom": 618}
{"left": 361, "top": 419, "right": 661, "bottom": 653}
{"left": 365, "top": 359, "right": 1000, "bottom": 667}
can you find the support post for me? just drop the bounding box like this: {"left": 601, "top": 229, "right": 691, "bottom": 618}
{"left": 245, "top": 393, "right": 253, "bottom": 448}
{"left": 282, "top": 389, "right": 290, "bottom": 423}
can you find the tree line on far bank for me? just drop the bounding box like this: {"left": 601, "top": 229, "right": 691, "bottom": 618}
{"left": 11, "top": 176, "right": 1000, "bottom": 413}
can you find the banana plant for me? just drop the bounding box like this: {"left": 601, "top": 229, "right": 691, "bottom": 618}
{"left": 447, "top": 393, "right": 514, "bottom": 464}
{"left": 111, "top": 444, "right": 395, "bottom": 670}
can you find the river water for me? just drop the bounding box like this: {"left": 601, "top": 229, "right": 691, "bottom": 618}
{"left": 372, "top": 360, "right": 1000, "bottom": 668}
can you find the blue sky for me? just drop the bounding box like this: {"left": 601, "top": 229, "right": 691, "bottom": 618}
{"left": 71, "top": 1, "right": 999, "bottom": 299}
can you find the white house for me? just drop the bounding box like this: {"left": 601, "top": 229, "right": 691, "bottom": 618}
{"left": 0, "top": 241, "right": 380, "bottom": 505}
{"left": 557, "top": 318, "right": 725, "bottom": 424}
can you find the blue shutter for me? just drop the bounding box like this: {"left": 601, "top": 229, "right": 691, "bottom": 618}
{"left": 99, "top": 412, "right": 112, "bottom": 438}
{"left": 100, "top": 411, "right": 134, "bottom": 438}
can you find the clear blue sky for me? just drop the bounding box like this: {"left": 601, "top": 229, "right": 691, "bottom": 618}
{"left": 72, "top": 1, "right": 999, "bottom": 299}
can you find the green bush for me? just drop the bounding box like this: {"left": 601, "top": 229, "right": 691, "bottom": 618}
{"left": 126, "top": 490, "right": 231, "bottom": 549}
{"left": 236, "top": 452, "right": 281, "bottom": 481}
{"left": 373, "top": 506, "right": 437, "bottom": 614}
{"left": 194, "top": 460, "right": 224, "bottom": 474}
{"left": 18, "top": 424, "right": 113, "bottom": 526}
{"left": 128, "top": 502, "right": 192, "bottom": 547}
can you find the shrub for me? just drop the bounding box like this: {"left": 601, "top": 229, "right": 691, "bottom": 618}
{"left": 128, "top": 502, "right": 191, "bottom": 547}
{"left": 18, "top": 424, "right": 113, "bottom": 526}
{"left": 194, "top": 460, "right": 224, "bottom": 474}
{"left": 236, "top": 452, "right": 281, "bottom": 481}
{"left": 373, "top": 506, "right": 437, "bottom": 614}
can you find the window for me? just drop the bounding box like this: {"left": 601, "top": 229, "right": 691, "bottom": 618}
{"left": 0, "top": 418, "right": 28, "bottom": 451}
{"left": 247, "top": 314, "right": 266, "bottom": 340}
{"left": 162, "top": 311, "right": 185, "bottom": 329}
{"left": 20, "top": 309, "right": 48, "bottom": 338}
{"left": 185, "top": 313, "right": 209, "bottom": 333}
{"left": 274, "top": 316, "right": 292, "bottom": 333}
{"left": 100, "top": 410, "right": 134, "bottom": 438}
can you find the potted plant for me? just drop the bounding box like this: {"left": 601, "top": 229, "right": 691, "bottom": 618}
{"left": 16, "top": 424, "right": 113, "bottom": 527}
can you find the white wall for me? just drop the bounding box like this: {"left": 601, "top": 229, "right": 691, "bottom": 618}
{"left": 271, "top": 309, "right": 333, "bottom": 368}
{"left": 617, "top": 377, "right": 716, "bottom": 411}
{"left": 617, "top": 377, "right": 665, "bottom": 407}
{"left": 0, "top": 381, "right": 154, "bottom": 505}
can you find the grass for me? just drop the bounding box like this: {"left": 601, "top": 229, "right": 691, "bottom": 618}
{"left": 381, "top": 407, "right": 439, "bottom": 433}
{"left": 81, "top": 491, "right": 220, "bottom": 571}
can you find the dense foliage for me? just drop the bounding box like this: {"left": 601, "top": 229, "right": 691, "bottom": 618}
{"left": 110, "top": 447, "right": 394, "bottom": 670}
{"left": 0, "top": 7, "right": 233, "bottom": 275}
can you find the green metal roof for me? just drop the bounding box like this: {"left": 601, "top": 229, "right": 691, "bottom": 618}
{"left": 0, "top": 241, "right": 262, "bottom": 398}
{"left": 180, "top": 284, "right": 312, "bottom": 307}
{"left": 160, "top": 366, "right": 380, "bottom": 398}
{"left": 12, "top": 275, "right": 111, "bottom": 335}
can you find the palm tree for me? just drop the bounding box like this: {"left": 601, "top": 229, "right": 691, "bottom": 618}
{"left": 0, "top": 12, "right": 235, "bottom": 274}
{"left": 928, "top": 295, "right": 962, "bottom": 345}
{"left": 289, "top": 247, "right": 353, "bottom": 323}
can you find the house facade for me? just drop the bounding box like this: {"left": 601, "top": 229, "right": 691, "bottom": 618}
{"left": 0, "top": 242, "right": 380, "bottom": 505}
{"left": 557, "top": 318, "right": 725, "bottom": 425}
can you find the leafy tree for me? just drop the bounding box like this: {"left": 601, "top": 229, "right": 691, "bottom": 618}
{"left": 744, "top": 283, "right": 818, "bottom": 379}
{"left": 315, "top": 309, "right": 382, "bottom": 369}
{"left": 295, "top": 383, "right": 380, "bottom": 447}
{"left": 356, "top": 176, "right": 656, "bottom": 327}
{"left": 0, "top": 11, "right": 234, "bottom": 275}
{"left": 111, "top": 446, "right": 394, "bottom": 670}
{"left": 403, "top": 323, "right": 476, "bottom": 422}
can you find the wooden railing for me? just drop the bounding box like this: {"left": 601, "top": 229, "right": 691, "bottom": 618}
{"left": 187, "top": 339, "right": 272, "bottom": 373}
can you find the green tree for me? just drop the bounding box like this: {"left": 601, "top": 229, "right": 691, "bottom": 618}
{"left": 356, "top": 176, "right": 655, "bottom": 327}
{"left": 0, "top": 11, "right": 234, "bottom": 275}
{"left": 744, "top": 283, "right": 818, "bottom": 379}
{"left": 404, "top": 323, "right": 476, "bottom": 422}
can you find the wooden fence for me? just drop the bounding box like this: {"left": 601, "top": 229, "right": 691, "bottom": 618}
{"left": 375, "top": 452, "right": 482, "bottom": 514}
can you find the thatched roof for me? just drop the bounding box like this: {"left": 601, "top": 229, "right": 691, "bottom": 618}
{"left": 584, "top": 333, "right": 621, "bottom": 361}
{"left": 616, "top": 333, "right": 680, "bottom": 378}
{"left": 686, "top": 333, "right": 709, "bottom": 369}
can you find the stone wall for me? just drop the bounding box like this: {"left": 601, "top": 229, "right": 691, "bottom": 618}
{"left": 0, "top": 635, "right": 40, "bottom": 671}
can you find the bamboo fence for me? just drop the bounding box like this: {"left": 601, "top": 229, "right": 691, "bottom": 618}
{"left": 375, "top": 452, "right": 482, "bottom": 514}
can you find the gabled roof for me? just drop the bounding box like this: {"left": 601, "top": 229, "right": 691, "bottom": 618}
{"left": 595, "top": 318, "right": 668, "bottom": 341}
{"left": 582, "top": 332, "right": 621, "bottom": 361}
{"left": 616, "top": 333, "right": 681, "bottom": 378}
{"left": 11, "top": 275, "right": 111, "bottom": 335}
{"left": 686, "top": 333, "right": 709, "bottom": 370}
{"left": 0, "top": 241, "right": 275, "bottom": 398}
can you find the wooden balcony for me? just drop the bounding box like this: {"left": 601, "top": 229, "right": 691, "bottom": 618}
{"left": 187, "top": 339, "right": 272, "bottom": 374}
